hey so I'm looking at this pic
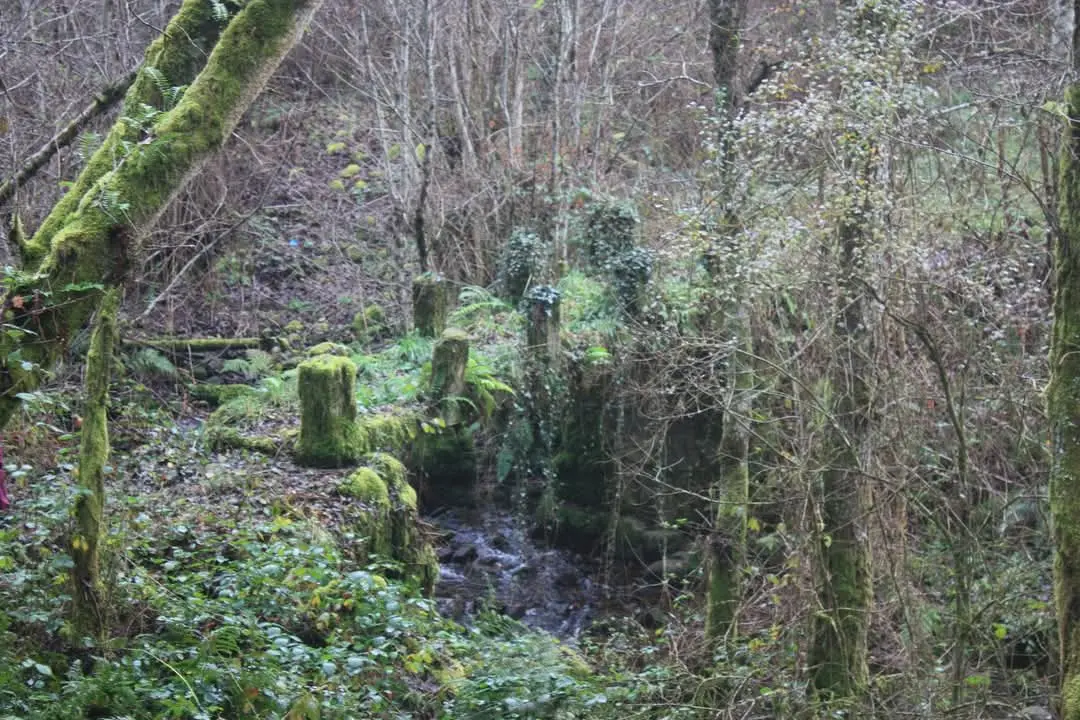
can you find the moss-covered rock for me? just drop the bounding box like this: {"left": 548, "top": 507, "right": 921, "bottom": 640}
{"left": 340, "top": 453, "right": 437, "bottom": 593}
{"left": 190, "top": 383, "right": 257, "bottom": 407}
{"left": 355, "top": 410, "right": 421, "bottom": 455}
{"left": 412, "top": 273, "right": 450, "bottom": 337}
{"left": 205, "top": 426, "right": 285, "bottom": 456}
{"left": 295, "top": 354, "right": 360, "bottom": 467}
{"left": 306, "top": 342, "right": 350, "bottom": 357}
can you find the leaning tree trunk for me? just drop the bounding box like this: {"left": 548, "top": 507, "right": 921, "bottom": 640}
{"left": 703, "top": 0, "right": 750, "bottom": 644}
{"left": 70, "top": 290, "right": 119, "bottom": 641}
{"left": 22, "top": 0, "right": 226, "bottom": 266}
{"left": 0, "top": 0, "right": 324, "bottom": 429}
{"left": 1050, "top": 12, "right": 1080, "bottom": 717}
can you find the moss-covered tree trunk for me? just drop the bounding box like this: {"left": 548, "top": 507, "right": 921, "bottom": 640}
{"left": 808, "top": 204, "right": 874, "bottom": 703}
{"left": 0, "top": 0, "right": 324, "bottom": 429}
{"left": 703, "top": 0, "right": 750, "bottom": 644}
{"left": 1050, "top": 18, "right": 1080, "bottom": 716}
{"left": 70, "top": 289, "right": 119, "bottom": 641}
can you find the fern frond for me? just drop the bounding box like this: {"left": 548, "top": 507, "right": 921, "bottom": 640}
{"left": 128, "top": 348, "right": 178, "bottom": 379}
{"left": 209, "top": 0, "right": 230, "bottom": 22}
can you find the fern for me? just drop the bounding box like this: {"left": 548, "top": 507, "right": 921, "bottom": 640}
{"left": 465, "top": 356, "right": 514, "bottom": 419}
{"left": 450, "top": 285, "right": 513, "bottom": 327}
{"left": 222, "top": 349, "right": 275, "bottom": 380}
{"left": 128, "top": 348, "right": 178, "bottom": 380}
{"left": 200, "top": 623, "right": 244, "bottom": 659}
{"left": 76, "top": 131, "right": 102, "bottom": 163}
{"left": 209, "top": 0, "right": 230, "bottom": 22}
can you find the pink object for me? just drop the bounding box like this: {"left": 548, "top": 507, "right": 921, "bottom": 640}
{"left": 0, "top": 445, "right": 8, "bottom": 510}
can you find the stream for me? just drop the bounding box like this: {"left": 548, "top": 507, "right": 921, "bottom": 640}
{"left": 429, "top": 508, "right": 598, "bottom": 639}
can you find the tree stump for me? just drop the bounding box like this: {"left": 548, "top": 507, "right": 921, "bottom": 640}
{"left": 296, "top": 354, "right": 359, "bottom": 467}
{"left": 412, "top": 272, "right": 450, "bottom": 337}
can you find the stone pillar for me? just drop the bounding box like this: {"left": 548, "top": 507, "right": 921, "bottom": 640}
{"left": 430, "top": 328, "right": 469, "bottom": 424}
{"left": 525, "top": 285, "right": 561, "bottom": 371}
{"left": 296, "top": 354, "right": 359, "bottom": 467}
{"left": 412, "top": 272, "right": 450, "bottom": 337}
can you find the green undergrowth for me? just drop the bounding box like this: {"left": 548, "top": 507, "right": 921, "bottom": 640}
{"left": 0, "top": 476, "right": 647, "bottom": 720}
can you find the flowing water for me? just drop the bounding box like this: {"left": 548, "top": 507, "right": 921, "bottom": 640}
{"left": 429, "top": 508, "right": 597, "bottom": 639}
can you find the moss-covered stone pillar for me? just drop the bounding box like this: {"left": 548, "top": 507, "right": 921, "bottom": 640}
{"left": 430, "top": 328, "right": 469, "bottom": 424}
{"left": 296, "top": 354, "right": 359, "bottom": 467}
{"left": 412, "top": 272, "right": 450, "bottom": 337}
{"left": 338, "top": 453, "right": 438, "bottom": 594}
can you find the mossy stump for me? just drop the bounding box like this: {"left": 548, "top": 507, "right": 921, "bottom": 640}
{"left": 338, "top": 453, "right": 438, "bottom": 593}
{"left": 430, "top": 328, "right": 469, "bottom": 424}
{"left": 412, "top": 273, "right": 450, "bottom": 337}
{"left": 296, "top": 354, "right": 360, "bottom": 467}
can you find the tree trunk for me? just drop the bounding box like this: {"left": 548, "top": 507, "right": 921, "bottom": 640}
{"left": 0, "top": 0, "right": 324, "bottom": 429}
{"left": 1050, "top": 10, "right": 1080, "bottom": 716}
{"left": 808, "top": 184, "right": 874, "bottom": 703}
{"left": 703, "top": 0, "right": 749, "bottom": 645}
{"left": 24, "top": 0, "right": 226, "bottom": 266}
{"left": 70, "top": 289, "right": 119, "bottom": 641}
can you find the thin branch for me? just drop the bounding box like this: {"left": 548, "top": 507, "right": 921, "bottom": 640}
{"left": 0, "top": 68, "right": 137, "bottom": 209}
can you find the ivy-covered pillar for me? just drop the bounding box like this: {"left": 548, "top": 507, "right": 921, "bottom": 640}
{"left": 525, "top": 285, "right": 561, "bottom": 372}
{"left": 71, "top": 289, "right": 119, "bottom": 641}
{"left": 295, "top": 354, "right": 360, "bottom": 467}
{"left": 412, "top": 272, "right": 450, "bottom": 337}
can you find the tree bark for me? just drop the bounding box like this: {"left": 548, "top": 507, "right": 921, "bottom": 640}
{"left": 703, "top": 0, "right": 749, "bottom": 645}
{"left": 25, "top": 0, "right": 226, "bottom": 267}
{"left": 0, "top": 0, "right": 324, "bottom": 429}
{"left": 808, "top": 210, "right": 874, "bottom": 700}
{"left": 1050, "top": 6, "right": 1080, "bottom": 716}
{"left": 70, "top": 289, "right": 119, "bottom": 641}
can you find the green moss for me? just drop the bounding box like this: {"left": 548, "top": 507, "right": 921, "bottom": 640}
{"left": 430, "top": 328, "right": 469, "bottom": 422}
{"left": 355, "top": 410, "right": 421, "bottom": 455}
{"left": 27, "top": 0, "right": 224, "bottom": 264}
{"left": 205, "top": 426, "right": 284, "bottom": 455}
{"left": 415, "top": 429, "right": 476, "bottom": 508}
{"left": 284, "top": 320, "right": 304, "bottom": 333}
{"left": 295, "top": 355, "right": 359, "bottom": 467}
{"left": 306, "top": 342, "right": 350, "bottom": 357}
{"left": 0, "top": 0, "right": 324, "bottom": 428}
{"left": 352, "top": 305, "right": 386, "bottom": 341}
{"left": 71, "top": 289, "right": 119, "bottom": 641}
{"left": 346, "top": 453, "right": 437, "bottom": 593}
{"left": 1051, "top": 82, "right": 1080, "bottom": 720}
{"left": 339, "top": 467, "right": 390, "bottom": 507}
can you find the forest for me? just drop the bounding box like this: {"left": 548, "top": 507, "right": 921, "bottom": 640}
{"left": 0, "top": 0, "right": 1072, "bottom": 718}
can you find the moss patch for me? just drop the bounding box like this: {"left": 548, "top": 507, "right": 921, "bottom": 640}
{"left": 295, "top": 354, "right": 359, "bottom": 467}
{"left": 345, "top": 453, "right": 437, "bottom": 593}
